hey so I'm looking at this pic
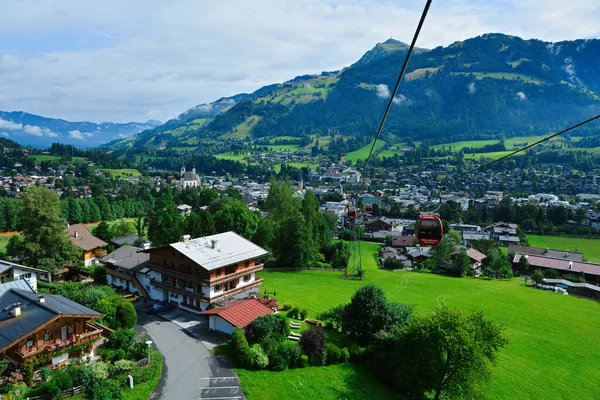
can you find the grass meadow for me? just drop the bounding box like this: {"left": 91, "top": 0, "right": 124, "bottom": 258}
{"left": 527, "top": 235, "right": 600, "bottom": 263}
{"left": 240, "top": 241, "right": 600, "bottom": 400}
{"left": 344, "top": 140, "right": 387, "bottom": 164}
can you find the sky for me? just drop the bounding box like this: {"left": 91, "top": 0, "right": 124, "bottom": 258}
{"left": 0, "top": 0, "right": 598, "bottom": 124}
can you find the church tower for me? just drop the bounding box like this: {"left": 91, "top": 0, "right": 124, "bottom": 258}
{"left": 181, "top": 165, "right": 186, "bottom": 178}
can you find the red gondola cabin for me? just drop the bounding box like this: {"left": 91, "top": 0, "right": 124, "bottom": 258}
{"left": 417, "top": 215, "right": 443, "bottom": 246}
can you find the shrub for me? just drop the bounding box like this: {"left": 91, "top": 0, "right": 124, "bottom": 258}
{"left": 92, "top": 265, "right": 106, "bottom": 283}
{"left": 115, "top": 301, "right": 137, "bottom": 329}
{"left": 340, "top": 347, "right": 350, "bottom": 363}
{"left": 300, "top": 354, "right": 309, "bottom": 368}
{"left": 68, "top": 364, "right": 93, "bottom": 387}
{"left": 281, "top": 303, "right": 292, "bottom": 311}
{"left": 98, "top": 348, "right": 116, "bottom": 362}
{"left": 543, "top": 268, "right": 560, "bottom": 279}
{"left": 232, "top": 328, "right": 251, "bottom": 367}
{"left": 325, "top": 343, "right": 342, "bottom": 365}
{"left": 309, "top": 351, "right": 326, "bottom": 366}
{"left": 299, "top": 309, "right": 308, "bottom": 320}
{"left": 89, "top": 361, "right": 110, "bottom": 381}
{"left": 246, "top": 314, "right": 289, "bottom": 344}
{"left": 21, "top": 358, "right": 35, "bottom": 385}
{"left": 108, "top": 328, "right": 136, "bottom": 351}
{"left": 283, "top": 342, "right": 304, "bottom": 368}
{"left": 300, "top": 327, "right": 326, "bottom": 356}
{"left": 114, "top": 359, "right": 136, "bottom": 373}
{"left": 531, "top": 269, "right": 545, "bottom": 284}
{"left": 50, "top": 368, "right": 73, "bottom": 390}
{"left": 288, "top": 307, "right": 300, "bottom": 320}
{"left": 39, "top": 365, "right": 51, "bottom": 382}
{"left": 269, "top": 352, "right": 288, "bottom": 371}
{"left": 249, "top": 344, "right": 269, "bottom": 370}
{"left": 128, "top": 339, "right": 150, "bottom": 361}
{"left": 115, "top": 348, "right": 127, "bottom": 361}
{"left": 129, "top": 350, "right": 162, "bottom": 384}
{"left": 348, "top": 344, "right": 366, "bottom": 360}
{"left": 317, "top": 305, "right": 345, "bottom": 331}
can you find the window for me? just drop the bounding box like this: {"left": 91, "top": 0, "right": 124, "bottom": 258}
{"left": 44, "top": 331, "right": 52, "bottom": 341}
{"left": 68, "top": 325, "right": 73, "bottom": 335}
{"left": 243, "top": 274, "right": 251, "bottom": 283}
{"left": 245, "top": 260, "right": 250, "bottom": 268}
{"left": 161, "top": 273, "right": 169, "bottom": 283}
{"left": 27, "top": 336, "right": 35, "bottom": 348}
{"left": 214, "top": 284, "right": 222, "bottom": 292}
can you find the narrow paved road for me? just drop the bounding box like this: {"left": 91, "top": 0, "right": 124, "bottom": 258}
{"left": 136, "top": 310, "right": 244, "bottom": 400}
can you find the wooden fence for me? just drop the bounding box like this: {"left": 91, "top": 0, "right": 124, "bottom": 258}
{"left": 25, "top": 385, "right": 84, "bottom": 400}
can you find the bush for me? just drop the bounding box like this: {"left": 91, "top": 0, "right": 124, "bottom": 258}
{"left": 129, "top": 349, "right": 162, "bottom": 385}
{"left": 114, "top": 359, "right": 136, "bottom": 373}
{"left": 269, "top": 352, "right": 288, "bottom": 371}
{"left": 128, "top": 339, "right": 150, "bottom": 361}
{"left": 89, "top": 361, "right": 110, "bottom": 381}
{"left": 115, "top": 301, "right": 137, "bottom": 329}
{"left": 115, "top": 348, "right": 127, "bottom": 361}
{"left": 278, "top": 342, "right": 304, "bottom": 368}
{"left": 108, "top": 328, "right": 137, "bottom": 351}
{"left": 309, "top": 351, "right": 327, "bottom": 366}
{"left": 51, "top": 368, "right": 73, "bottom": 390}
{"left": 232, "top": 328, "right": 251, "bottom": 367}
{"left": 98, "top": 348, "right": 116, "bottom": 362}
{"left": 249, "top": 344, "right": 269, "bottom": 370}
{"left": 39, "top": 365, "right": 51, "bottom": 382}
{"left": 531, "top": 269, "right": 545, "bottom": 284}
{"left": 281, "top": 303, "right": 292, "bottom": 311}
{"left": 256, "top": 297, "right": 279, "bottom": 310}
{"left": 317, "top": 305, "right": 345, "bottom": 331}
{"left": 299, "top": 309, "right": 308, "bottom": 320}
{"left": 246, "top": 314, "right": 290, "bottom": 344}
{"left": 288, "top": 307, "right": 300, "bottom": 320}
{"left": 68, "top": 364, "right": 93, "bottom": 387}
{"left": 92, "top": 265, "right": 106, "bottom": 283}
{"left": 340, "top": 347, "right": 350, "bottom": 363}
{"left": 325, "top": 343, "right": 342, "bottom": 365}
{"left": 543, "top": 268, "right": 559, "bottom": 279}
{"left": 348, "top": 344, "right": 366, "bottom": 360}
{"left": 300, "top": 327, "right": 326, "bottom": 356}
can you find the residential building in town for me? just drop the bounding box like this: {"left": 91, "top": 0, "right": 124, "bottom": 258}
{"left": 513, "top": 253, "right": 600, "bottom": 284}
{"left": 0, "top": 260, "right": 50, "bottom": 292}
{"left": 101, "top": 245, "right": 151, "bottom": 298}
{"left": 201, "top": 298, "right": 274, "bottom": 335}
{"left": 141, "top": 232, "right": 268, "bottom": 313}
{"left": 507, "top": 245, "right": 584, "bottom": 262}
{"left": 466, "top": 248, "right": 487, "bottom": 272}
{"left": 67, "top": 224, "right": 108, "bottom": 266}
{"left": 0, "top": 288, "right": 109, "bottom": 369}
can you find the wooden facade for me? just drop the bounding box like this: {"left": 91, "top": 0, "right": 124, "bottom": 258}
{"left": 147, "top": 246, "right": 264, "bottom": 310}
{"left": 2, "top": 316, "right": 106, "bottom": 366}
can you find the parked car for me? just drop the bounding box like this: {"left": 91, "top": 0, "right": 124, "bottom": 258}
{"left": 144, "top": 300, "right": 178, "bottom": 313}
{"left": 122, "top": 293, "right": 140, "bottom": 302}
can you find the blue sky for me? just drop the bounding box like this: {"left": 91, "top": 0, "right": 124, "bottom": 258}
{"left": 0, "top": 0, "right": 598, "bottom": 123}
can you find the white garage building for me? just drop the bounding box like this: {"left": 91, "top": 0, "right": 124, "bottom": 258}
{"left": 201, "top": 298, "right": 274, "bottom": 335}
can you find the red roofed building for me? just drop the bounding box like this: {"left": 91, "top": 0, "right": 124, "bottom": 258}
{"left": 201, "top": 298, "right": 274, "bottom": 335}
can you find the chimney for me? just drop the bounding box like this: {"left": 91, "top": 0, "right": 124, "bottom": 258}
{"left": 75, "top": 231, "right": 79, "bottom": 238}
{"left": 211, "top": 240, "right": 218, "bottom": 249}
{"left": 143, "top": 242, "right": 151, "bottom": 250}
{"left": 568, "top": 262, "right": 573, "bottom": 269}
{"left": 9, "top": 302, "right": 21, "bottom": 317}
{"left": 182, "top": 234, "right": 191, "bottom": 242}
{"left": 39, "top": 296, "right": 45, "bottom": 304}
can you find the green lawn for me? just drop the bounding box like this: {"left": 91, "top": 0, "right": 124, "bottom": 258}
{"left": 431, "top": 139, "right": 499, "bottom": 151}
{"left": 245, "top": 241, "right": 600, "bottom": 400}
{"left": 464, "top": 151, "right": 524, "bottom": 160}
{"left": 30, "top": 155, "right": 88, "bottom": 163}
{"left": 0, "top": 233, "right": 18, "bottom": 250}
{"left": 101, "top": 168, "right": 142, "bottom": 177}
{"left": 273, "top": 162, "right": 318, "bottom": 172}
{"left": 345, "top": 140, "right": 387, "bottom": 164}
{"left": 215, "top": 153, "right": 249, "bottom": 163}
{"left": 526, "top": 235, "right": 600, "bottom": 263}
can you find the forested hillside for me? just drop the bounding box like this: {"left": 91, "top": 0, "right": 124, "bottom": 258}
{"left": 109, "top": 34, "right": 600, "bottom": 153}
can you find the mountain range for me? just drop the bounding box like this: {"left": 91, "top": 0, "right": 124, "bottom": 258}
{"left": 0, "top": 111, "right": 161, "bottom": 147}
{"left": 106, "top": 34, "right": 600, "bottom": 153}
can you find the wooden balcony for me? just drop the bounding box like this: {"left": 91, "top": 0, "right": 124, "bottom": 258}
{"left": 15, "top": 324, "right": 105, "bottom": 360}
{"left": 150, "top": 277, "right": 264, "bottom": 303}
{"left": 148, "top": 263, "right": 263, "bottom": 286}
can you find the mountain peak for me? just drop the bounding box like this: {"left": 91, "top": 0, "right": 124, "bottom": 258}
{"left": 351, "top": 38, "right": 429, "bottom": 68}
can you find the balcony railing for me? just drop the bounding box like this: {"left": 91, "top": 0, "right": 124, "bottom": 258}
{"left": 209, "top": 264, "right": 264, "bottom": 286}
{"left": 150, "top": 277, "right": 264, "bottom": 303}
{"left": 148, "top": 263, "right": 264, "bottom": 287}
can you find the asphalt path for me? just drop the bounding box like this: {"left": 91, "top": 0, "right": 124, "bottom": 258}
{"left": 136, "top": 309, "right": 243, "bottom": 400}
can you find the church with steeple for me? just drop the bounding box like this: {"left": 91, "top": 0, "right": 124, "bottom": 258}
{"left": 180, "top": 165, "right": 201, "bottom": 189}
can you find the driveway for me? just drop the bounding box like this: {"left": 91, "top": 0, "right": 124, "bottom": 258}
{"left": 135, "top": 307, "right": 244, "bottom": 400}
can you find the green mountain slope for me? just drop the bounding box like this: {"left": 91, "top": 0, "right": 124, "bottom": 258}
{"left": 110, "top": 33, "right": 600, "bottom": 153}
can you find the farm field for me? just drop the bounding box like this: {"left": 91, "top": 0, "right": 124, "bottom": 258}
{"left": 431, "top": 139, "right": 498, "bottom": 151}
{"left": 245, "top": 241, "right": 600, "bottom": 400}
{"left": 345, "top": 140, "right": 387, "bottom": 163}
{"left": 30, "top": 155, "right": 88, "bottom": 163}
{"left": 215, "top": 153, "right": 249, "bottom": 162}
{"left": 464, "top": 151, "right": 523, "bottom": 160}
{"left": 100, "top": 168, "right": 142, "bottom": 177}
{"left": 526, "top": 235, "right": 600, "bottom": 263}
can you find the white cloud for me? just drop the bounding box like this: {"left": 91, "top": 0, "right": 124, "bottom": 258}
{"left": 392, "top": 94, "right": 411, "bottom": 105}
{"left": 0, "top": 0, "right": 598, "bottom": 122}
{"left": 0, "top": 118, "right": 23, "bottom": 130}
{"left": 516, "top": 91, "right": 526, "bottom": 100}
{"left": 467, "top": 82, "right": 476, "bottom": 94}
{"left": 562, "top": 57, "right": 576, "bottom": 82}
{"left": 0, "top": 132, "right": 9, "bottom": 137}
{"left": 376, "top": 84, "right": 391, "bottom": 99}
{"left": 22, "top": 124, "right": 58, "bottom": 137}
{"left": 119, "top": 133, "right": 126, "bottom": 138}
{"left": 69, "top": 130, "right": 85, "bottom": 139}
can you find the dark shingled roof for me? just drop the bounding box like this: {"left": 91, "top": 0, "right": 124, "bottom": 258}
{"left": 0, "top": 289, "right": 102, "bottom": 352}
{"left": 101, "top": 245, "right": 150, "bottom": 272}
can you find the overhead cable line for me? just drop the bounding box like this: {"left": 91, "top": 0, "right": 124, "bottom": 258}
{"left": 362, "top": 0, "right": 433, "bottom": 174}
{"left": 460, "top": 114, "right": 600, "bottom": 176}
